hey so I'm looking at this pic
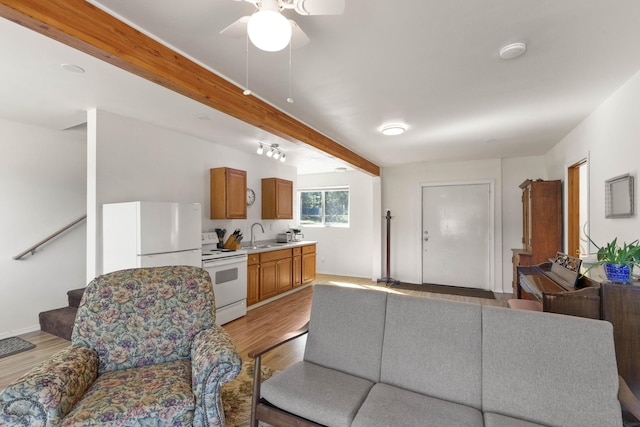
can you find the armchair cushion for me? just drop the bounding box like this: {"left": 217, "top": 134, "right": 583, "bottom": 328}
{"left": 0, "top": 346, "right": 97, "bottom": 427}
{"left": 62, "top": 359, "right": 194, "bottom": 426}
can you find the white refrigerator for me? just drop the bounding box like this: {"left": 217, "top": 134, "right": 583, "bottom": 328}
{"left": 103, "top": 201, "right": 202, "bottom": 274}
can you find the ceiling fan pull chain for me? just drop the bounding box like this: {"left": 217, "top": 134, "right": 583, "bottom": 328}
{"left": 243, "top": 31, "right": 252, "bottom": 96}
{"left": 287, "top": 40, "right": 294, "bottom": 103}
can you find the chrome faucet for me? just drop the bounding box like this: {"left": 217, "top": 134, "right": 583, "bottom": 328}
{"left": 250, "top": 222, "right": 265, "bottom": 247}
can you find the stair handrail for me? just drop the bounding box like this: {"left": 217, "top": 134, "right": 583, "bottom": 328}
{"left": 13, "top": 215, "right": 87, "bottom": 260}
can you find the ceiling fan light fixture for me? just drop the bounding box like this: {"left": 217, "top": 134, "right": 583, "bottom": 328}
{"left": 247, "top": 10, "right": 292, "bottom": 52}
{"left": 381, "top": 124, "right": 406, "bottom": 136}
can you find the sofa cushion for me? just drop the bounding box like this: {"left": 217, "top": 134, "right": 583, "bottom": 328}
{"left": 380, "top": 294, "right": 483, "bottom": 409}
{"left": 304, "top": 284, "right": 388, "bottom": 382}
{"left": 352, "top": 383, "right": 483, "bottom": 427}
{"left": 484, "top": 412, "right": 545, "bottom": 427}
{"left": 261, "top": 361, "right": 374, "bottom": 427}
{"left": 482, "top": 306, "right": 622, "bottom": 427}
{"left": 62, "top": 359, "right": 194, "bottom": 426}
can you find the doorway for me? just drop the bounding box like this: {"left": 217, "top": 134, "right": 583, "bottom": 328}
{"left": 568, "top": 159, "right": 589, "bottom": 257}
{"left": 421, "top": 181, "right": 493, "bottom": 290}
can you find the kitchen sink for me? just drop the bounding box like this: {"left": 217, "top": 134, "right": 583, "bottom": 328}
{"left": 250, "top": 243, "right": 288, "bottom": 249}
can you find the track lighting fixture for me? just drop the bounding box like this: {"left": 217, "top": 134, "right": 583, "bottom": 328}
{"left": 256, "top": 142, "right": 286, "bottom": 162}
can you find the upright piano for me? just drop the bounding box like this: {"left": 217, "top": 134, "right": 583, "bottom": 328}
{"left": 516, "top": 254, "right": 640, "bottom": 407}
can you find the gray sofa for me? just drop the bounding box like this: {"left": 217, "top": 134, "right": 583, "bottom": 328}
{"left": 250, "top": 284, "right": 624, "bottom": 427}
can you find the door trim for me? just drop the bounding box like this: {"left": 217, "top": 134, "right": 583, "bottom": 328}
{"left": 419, "top": 180, "right": 495, "bottom": 291}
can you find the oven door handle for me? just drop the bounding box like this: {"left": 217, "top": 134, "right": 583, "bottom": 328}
{"left": 203, "top": 256, "right": 247, "bottom": 268}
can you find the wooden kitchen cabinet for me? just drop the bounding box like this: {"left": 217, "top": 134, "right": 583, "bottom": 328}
{"left": 262, "top": 178, "right": 293, "bottom": 219}
{"left": 247, "top": 253, "right": 260, "bottom": 306}
{"left": 292, "top": 247, "right": 302, "bottom": 287}
{"left": 210, "top": 167, "right": 247, "bottom": 219}
{"left": 301, "top": 244, "right": 317, "bottom": 284}
{"left": 511, "top": 179, "right": 562, "bottom": 297}
{"left": 259, "top": 248, "right": 293, "bottom": 300}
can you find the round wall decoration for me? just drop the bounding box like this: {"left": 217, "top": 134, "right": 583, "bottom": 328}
{"left": 246, "top": 188, "right": 256, "bottom": 206}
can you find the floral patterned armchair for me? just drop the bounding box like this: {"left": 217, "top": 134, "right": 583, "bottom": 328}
{"left": 0, "top": 266, "right": 242, "bottom": 427}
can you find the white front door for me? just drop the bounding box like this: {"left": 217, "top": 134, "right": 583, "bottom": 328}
{"left": 422, "top": 182, "right": 492, "bottom": 289}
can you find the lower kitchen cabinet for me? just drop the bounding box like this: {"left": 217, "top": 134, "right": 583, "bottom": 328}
{"left": 293, "top": 247, "right": 302, "bottom": 288}
{"left": 302, "top": 244, "right": 317, "bottom": 284}
{"left": 247, "top": 243, "right": 317, "bottom": 306}
{"left": 247, "top": 253, "right": 260, "bottom": 306}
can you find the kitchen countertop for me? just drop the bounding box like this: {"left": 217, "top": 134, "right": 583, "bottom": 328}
{"left": 242, "top": 240, "right": 317, "bottom": 254}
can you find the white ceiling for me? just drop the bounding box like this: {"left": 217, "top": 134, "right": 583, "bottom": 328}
{"left": 2, "top": 1, "right": 640, "bottom": 174}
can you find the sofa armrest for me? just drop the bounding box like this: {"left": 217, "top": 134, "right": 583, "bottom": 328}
{"left": 248, "top": 322, "right": 309, "bottom": 359}
{"left": 619, "top": 375, "right": 640, "bottom": 421}
{"left": 0, "top": 345, "right": 98, "bottom": 427}
{"left": 248, "top": 322, "right": 309, "bottom": 427}
{"left": 191, "top": 324, "right": 242, "bottom": 427}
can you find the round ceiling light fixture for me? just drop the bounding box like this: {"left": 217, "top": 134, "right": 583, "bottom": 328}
{"left": 381, "top": 124, "right": 406, "bottom": 136}
{"left": 61, "top": 63, "right": 85, "bottom": 73}
{"left": 247, "top": 2, "right": 292, "bottom": 52}
{"left": 499, "top": 42, "right": 527, "bottom": 60}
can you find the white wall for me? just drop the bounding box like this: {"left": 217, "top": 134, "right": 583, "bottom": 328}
{"left": 545, "top": 70, "right": 640, "bottom": 250}
{"left": 381, "top": 159, "right": 506, "bottom": 292}
{"left": 0, "top": 119, "right": 86, "bottom": 338}
{"left": 297, "top": 171, "right": 380, "bottom": 279}
{"left": 88, "top": 109, "right": 297, "bottom": 279}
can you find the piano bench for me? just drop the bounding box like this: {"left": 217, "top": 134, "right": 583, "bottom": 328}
{"left": 507, "top": 299, "right": 543, "bottom": 311}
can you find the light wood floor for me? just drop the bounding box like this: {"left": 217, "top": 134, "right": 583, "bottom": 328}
{"left": 0, "top": 274, "right": 508, "bottom": 390}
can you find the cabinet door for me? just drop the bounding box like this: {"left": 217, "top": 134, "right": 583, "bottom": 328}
{"left": 275, "top": 179, "right": 293, "bottom": 219}
{"left": 293, "top": 254, "right": 302, "bottom": 287}
{"left": 302, "top": 252, "right": 316, "bottom": 284}
{"left": 247, "top": 263, "right": 260, "bottom": 306}
{"left": 226, "top": 168, "right": 247, "bottom": 219}
{"left": 262, "top": 178, "right": 293, "bottom": 219}
{"left": 260, "top": 261, "right": 278, "bottom": 300}
{"left": 277, "top": 256, "right": 293, "bottom": 294}
{"left": 210, "top": 167, "right": 246, "bottom": 219}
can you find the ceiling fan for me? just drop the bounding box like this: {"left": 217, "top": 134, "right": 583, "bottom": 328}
{"left": 221, "top": 0, "right": 345, "bottom": 52}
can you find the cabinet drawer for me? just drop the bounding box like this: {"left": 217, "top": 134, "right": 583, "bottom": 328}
{"left": 260, "top": 248, "right": 292, "bottom": 263}
{"left": 292, "top": 247, "right": 302, "bottom": 256}
{"left": 302, "top": 244, "right": 316, "bottom": 254}
{"left": 248, "top": 253, "right": 260, "bottom": 265}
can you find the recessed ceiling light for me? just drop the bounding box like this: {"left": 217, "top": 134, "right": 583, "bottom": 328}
{"left": 381, "top": 124, "right": 406, "bottom": 136}
{"left": 335, "top": 167, "right": 347, "bottom": 172}
{"left": 197, "top": 115, "right": 210, "bottom": 120}
{"left": 61, "top": 63, "right": 85, "bottom": 73}
{"left": 499, "top": 42, "right": 527, "bottom": 60}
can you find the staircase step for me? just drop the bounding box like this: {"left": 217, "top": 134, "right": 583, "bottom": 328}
{"left": 67, "top": 288, "right": 85, "bottom": 308}
{"left": 39, "top": 306, "right": 77, "bottom": 341}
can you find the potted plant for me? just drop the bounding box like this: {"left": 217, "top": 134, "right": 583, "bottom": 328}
{"left": 583, "top": 237, "right": 640, "bottom": 283}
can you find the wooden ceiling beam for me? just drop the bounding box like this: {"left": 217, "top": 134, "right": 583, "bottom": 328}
{"left": 0, "top": 0, "right": 380, "bottom": 176}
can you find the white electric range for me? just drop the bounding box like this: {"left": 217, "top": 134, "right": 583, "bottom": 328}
{"left": 202, "top": 236, "right": 248, "bottom": 325}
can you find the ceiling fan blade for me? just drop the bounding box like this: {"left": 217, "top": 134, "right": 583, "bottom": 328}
{"left": 294, "top": 0, "right": 345, "bottom": 15}
{"left": 220, "top": 16, "right": 250, "bottom": 38}
{"left": 289, "top": 20, "right": 310, "bottom": 49}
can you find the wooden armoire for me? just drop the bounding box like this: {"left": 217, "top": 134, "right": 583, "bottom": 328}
{"left": 511, "top": 179, "right": 562, "bottom": 297}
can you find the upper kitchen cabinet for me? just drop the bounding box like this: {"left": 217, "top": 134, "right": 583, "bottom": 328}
{"left": 262, "top": 178, "right": 293, "bottom": 219}
{"left": 210, "top": 167, "right": 247, "bottom": 219}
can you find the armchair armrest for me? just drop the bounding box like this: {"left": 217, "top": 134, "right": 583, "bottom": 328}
{"left": 619, "top": 375, "right": 640, "bottom": 421}
{"left": 0, "top": 346, "right": 98, "bottom": 427}
{"left": 191, "top": 324, "right": 242, "bottom": 427}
